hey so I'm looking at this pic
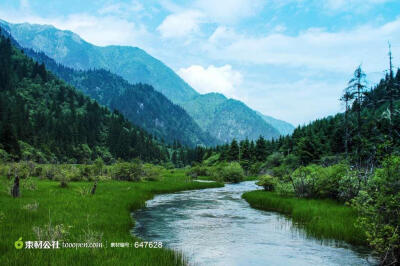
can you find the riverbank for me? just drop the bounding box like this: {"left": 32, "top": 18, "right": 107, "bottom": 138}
{"left": 0, "top": 169, "right": 223, "bottom": 266}
{"left": 242, "top": 190, "right": 367, "bottom": 246}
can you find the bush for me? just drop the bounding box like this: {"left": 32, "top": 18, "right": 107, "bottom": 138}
{"left": 338, "top": 169, "right": 362, "bottom": 202}
{"left": 353, "top": 156, "right": 400, "bottom": 265}
{"left": 317, "top": 163, "right": 348, "bottom": 199}
{"left": 42, "top": 165, "right": 58, "bottom": 180}
{"left": 0, "top": 149, "right": 10, "bottom": 162}
{"left": 290, "top": 164, "right": 322, "bottom": 198}
{"left": 112, "top": 161, "right": 143, "bottom": 181}
{"left": 275, "top": 182, "right": 295, "bottom": 197}
{"left": 219, "top": 162, "right": 245, "bottom": 183}
{"left": 202, "top": 153, "right": 220, "bottom": 166}
{"left": 93, "top": 158, "right": 104, "bottom": 176}
{"left": 266, "top": 152, "right": 284, "bottom": 168}
{"left": 186, "top": 164, "right": 208, "bottom": 179}
{"left": 256, "top": 175, "right": 277, "bottom": 191}
{"left": 66, "top": 166, "right": 83, "bottom": 182}
{"left": 249, "top": 162, "right": 264, "bottom": 176}
{"left": 142, "top": 164, "right": 163, "bottom": 181}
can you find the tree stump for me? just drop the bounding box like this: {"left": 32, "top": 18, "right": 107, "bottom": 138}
{"left": 11, "top": 176, "right": 20, "bottom": 198}
{"left": 91, "top": 181, "right": 97, "bottom": 195}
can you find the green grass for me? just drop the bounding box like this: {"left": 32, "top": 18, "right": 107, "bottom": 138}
{"left": 0, "top": 169, "right": 223, "bottom": 266}
{"left": 242, "top": 190, "right": 367, "bottom": 246}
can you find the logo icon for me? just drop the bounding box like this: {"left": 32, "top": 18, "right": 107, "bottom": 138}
{"left": 15, "top": 237, "right": 23, "bottom": 249}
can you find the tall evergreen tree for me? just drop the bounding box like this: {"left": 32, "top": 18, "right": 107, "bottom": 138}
{"left": 228, "top": 139, "right": 240, "bottom": 161}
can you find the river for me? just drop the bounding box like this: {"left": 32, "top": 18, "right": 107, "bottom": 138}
{"left": 132, "top": 181, "right": 375, "bottom": 266}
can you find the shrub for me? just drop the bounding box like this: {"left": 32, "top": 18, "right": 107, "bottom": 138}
{"left": 142, "top": 164, "right": 163, "bottom": 181}
{"left": 42, "top": 165, "right": 58, "bottom": 180}
{"left": 55, "top": 170, "right": 69, "bottom": 188}
{"left": 0, "top": 149, "right": 10, "bottom": 162}
{"left": 66, "top": 166, "right": 84, "bottom": 181}
{"left": 22, "top": 177, "right": 37, "bottom": 191}
{"left": 93, "top": 158, "right": 104, "bottom": 176}
{"left": 202, "top": 153, "right": 220, "bottom": 166}
{"left": 186, "top": 164, "right": 208, "bottom": 179}
{"left": 275, "top": 182, "right": 295, "bottom": 197}
{"left": 219, "top": 162, "right": 245, "bottom": 183}
{"left": 338, "top": 169, "right": 362, "bottom": 202}
{"left": 282, "top": 154, "right": 300, "bottom": 171}
{"left": 256, "top": 175, "right": 277, "bottom": 191}
{"left": 249, "top": 162, "right": 264, "bottom": 176}
{"left": 266, "top": 152, "right": 284, "bottom": 168}
{"left": 353, "top": 156, "right": 400, "bottom": 265}
{"left": 316, "top": 163, "right": 348, "bottom": 199}
{"left": 112, "top": 161, "right": 143, "bottom": 181}
{"left": 290, "top": 164, "right": 322, "bottom": 198}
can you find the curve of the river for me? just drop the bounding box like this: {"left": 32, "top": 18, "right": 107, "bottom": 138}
{"left": 132, "top": 181, "right": 375, "bottom": 266}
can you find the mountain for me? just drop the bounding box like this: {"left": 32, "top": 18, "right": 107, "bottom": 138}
{"left": 21, "top": 49, "right": 218, "bottom": 147}
{"left": 0, "top": 34, "right": 170, "bottom": 163}
{"left": 0, "top": 20, "right": 197, "bottom": 104}
{"left": 0, "top": 20, "right": 291, "bottom": 142}
{"left": 181, "top": 93, "right": 280, "bottom": 142}
{"left": 256, "top": 112, "right": 295, "bottom": 136}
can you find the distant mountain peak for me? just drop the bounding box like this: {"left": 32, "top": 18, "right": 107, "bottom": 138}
{"left": 2, "top": 19, "right": 295, "bottom": 142}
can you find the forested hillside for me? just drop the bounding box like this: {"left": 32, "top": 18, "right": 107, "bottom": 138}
{"left": 21, "top": 49, "right": 218, "bottom": 147}
{"left": 0, "top": 34, "right": 213, "bottom": 164}
{"left": 182, "top": 93, "right": 281, "bottom": 142}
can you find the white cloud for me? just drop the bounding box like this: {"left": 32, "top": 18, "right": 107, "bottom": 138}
{"left": 98, "top": 1, "right": 144, "bottom": 17}
{"left": 322, "top": 0, "right": 395, "bottom": 12}
{"left": 204, "top": 19, "right": 400, "bottom": 74}
{"left": 0, "top": 7, "right": 153, "bottom": 47}
{"left": 157, "top": 10, "right": 204, "bottom": 38}
{"left": 156, "top": 0, "right": 264, "bottom": 39}
{"left": 247, "top": 78, "right": 345, "bottom": 126}
{"left": 193, "top": 0, "right": 264, "bottom": 24}
{"left": 178, "top": 65, "right": 243, "bottom": 97}
{"left": 52, "top": 14, "right": 151, "bottom": 46}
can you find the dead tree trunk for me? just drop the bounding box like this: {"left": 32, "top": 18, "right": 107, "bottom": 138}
{"left": 91, "top": 181, "right": 98, "bottom": 195}
{"left": 11, "top": 176, "right": 20, "bottom": 198}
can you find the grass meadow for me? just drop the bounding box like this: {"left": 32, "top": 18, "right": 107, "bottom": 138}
{"left": 0, "top": 169, "right": 222, "bottom": 266}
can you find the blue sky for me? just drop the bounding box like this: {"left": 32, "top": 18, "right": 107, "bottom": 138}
{"left": 0, "top": 0, "right": 399, "bottom": 125}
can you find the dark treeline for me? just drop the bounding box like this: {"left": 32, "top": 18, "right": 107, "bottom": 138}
{"left": 0, "top": 34, "right": 204, "bottom": 165}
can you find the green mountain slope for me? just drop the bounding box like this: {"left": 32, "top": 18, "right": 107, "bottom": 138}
{"left": 0, "top": 33, "right": 173, "bottom": 163}
{"left": 0, "top": 20, "right": 198, "bottom": 104}
{"left": 182, "top": 93, "right": 280, "bottom": 142}
{"left": 256, "top": 112, "right": 295, "bottom": 135}
{"left": 19, "top": 48, "right": 218, "bottom": 147}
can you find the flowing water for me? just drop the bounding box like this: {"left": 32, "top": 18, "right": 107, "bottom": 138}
{"left": 132, "top": 181, "right": 375, "bottom": 266}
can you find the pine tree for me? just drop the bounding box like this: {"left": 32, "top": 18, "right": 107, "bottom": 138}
{"left": 255, "top": 136, "right": 267, "bottom": 161}
{"left": 347, "top": 66, "right": 367, "bottom": 166}
{"left": 228, "top": 139, "right": 240, "bottom": 161}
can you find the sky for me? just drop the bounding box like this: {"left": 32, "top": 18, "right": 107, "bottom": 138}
{"left": 0, "top": 0, "right": 400, "bottom": 125}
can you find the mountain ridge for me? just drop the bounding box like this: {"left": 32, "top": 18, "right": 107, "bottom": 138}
{"left": 1, "top": 19, "right": 293, "bottom": 142}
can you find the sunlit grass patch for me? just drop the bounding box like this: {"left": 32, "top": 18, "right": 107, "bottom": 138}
{"left": 242, "top": 190, "right": 367, "bottom": 246}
